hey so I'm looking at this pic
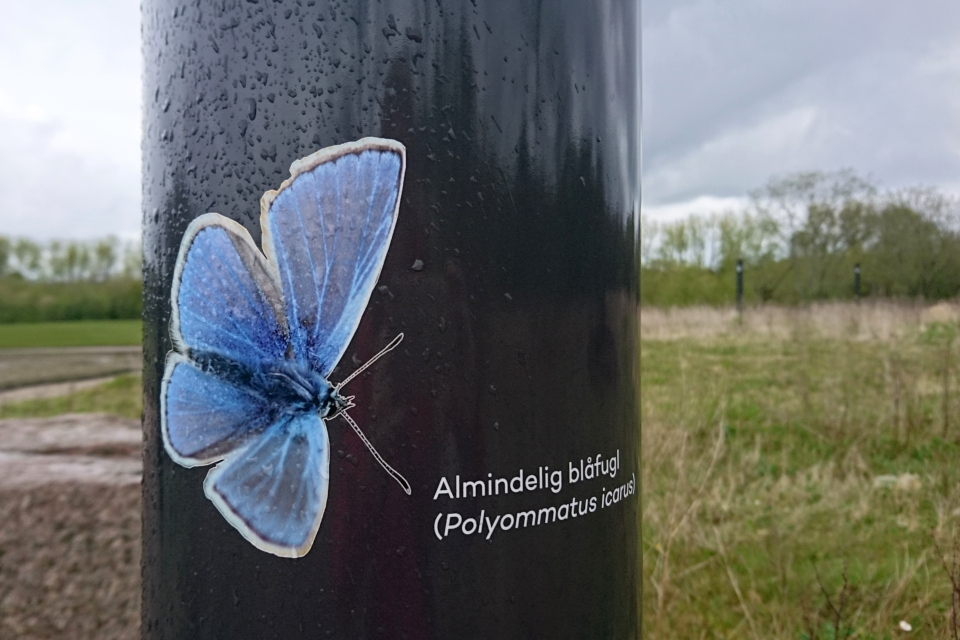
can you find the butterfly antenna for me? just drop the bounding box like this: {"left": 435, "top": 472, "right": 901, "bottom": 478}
{"left": 336, "top": 333, "right": 404, "bottom": 391}
{"left": 339, "top": 410, "right": 412, "bottom": 495}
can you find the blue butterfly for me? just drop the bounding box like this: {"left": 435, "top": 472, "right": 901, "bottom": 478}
{"left": 161, "top": 138, "right": 411, "bottom": 558}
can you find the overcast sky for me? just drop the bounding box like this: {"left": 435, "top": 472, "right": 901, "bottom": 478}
{"left": 0, "top": 1, "right": 956, "bottom": 238}
{"left": 643, "top": 0, "right": 960, "bottom": 220}
{"left": 0, "top": 0, "right": 139, "bottom": 240}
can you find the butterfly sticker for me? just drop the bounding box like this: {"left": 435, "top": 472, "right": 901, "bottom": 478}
{"left": 161, "top": 138, "right": 411, "bottom": 558}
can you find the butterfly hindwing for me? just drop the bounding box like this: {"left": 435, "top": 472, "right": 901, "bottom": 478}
{"left": 162, "top": 353, "right": 277, "bottom": 467}
{"left": 172, "top": 214, "right": 288, "bottom": 365}
{"left": 204, "top": 412, "right": 331, "bottom": 558}
{"left": 261, "top": 138, "right": 405, "bottom": 375}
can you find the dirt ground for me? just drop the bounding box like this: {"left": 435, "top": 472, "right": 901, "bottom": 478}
{"left": 0, "top": 347, "right": 141, "bottom": 391}
{"left": 0, "top": 375, "right": 126, "bottom": 407}
{"left": 0, "top": 413, "right": 141, "bottom": 640}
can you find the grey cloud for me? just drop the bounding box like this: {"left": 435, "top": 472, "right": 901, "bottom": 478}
{"left": 643, "top": 0, "right": 960, "bottom": 206}
{"left": 0, "top": 114, "right": 139, "bottom": 239}
{"left": 0, "top": 0, "right": 140, "bottom": 240}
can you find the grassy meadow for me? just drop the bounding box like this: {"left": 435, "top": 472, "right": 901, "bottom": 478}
{"left": 0, "top": 320, "right": 142, "bottom": 349}
{"left": 0, "top": 276, "right": 141, "bottom": 323}
{"left": 11, "top": 271, "right": 960, "bottom": 636}
{"left": 0, "top": 306, "right": 142, "bottom": 418}
{"left": 642, "top": 301, "right": 960, "bottom": 638}
{"left": 0, "top": 374, "right": 142, "bottom": 420}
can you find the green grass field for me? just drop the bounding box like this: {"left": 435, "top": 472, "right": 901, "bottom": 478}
{"left": 0, "top": 374, "right": 142, "bottom": 420}
{"left": 0, "top": 320, "right": 142, "bottom": 349}
{"left": 0, "top": 275, "right": 141, "bottom": 323}
{"left": 642, "top": 304, "right": 960, "bottom": 637}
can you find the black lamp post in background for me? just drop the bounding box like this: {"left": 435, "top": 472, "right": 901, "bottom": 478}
{"left": 736, "top": 258, "right": 744, "bottom": 314}
{"left": 854, "top": 262, "right": 861, "bottom": 301}
{"left": 142, "top": 2, "right": 640, "bottom": 638}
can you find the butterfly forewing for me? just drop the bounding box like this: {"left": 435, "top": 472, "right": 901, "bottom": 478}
{"left": 262, "top": 139, "right": 404, "bottom": 375}
{"left": 171, "top": 215, "right": 288, "bottom": 365}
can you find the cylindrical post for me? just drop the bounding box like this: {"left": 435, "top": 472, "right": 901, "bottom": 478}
{"left": 854, "top": 262, "right": 861, "bottom": 301}
{"left": 736, "top": 258, "right": 744, "bottom": 314}
{"left": 142, "top": 2, "right": 640, "bottom": 638}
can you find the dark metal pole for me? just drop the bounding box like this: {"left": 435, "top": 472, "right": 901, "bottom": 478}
{"left": 142, "top": 1, "right": 640, "bottom": 638}
{"left": 854, "top": 262, "right": 861, "bottom": 301}
{"left": 736, "top": 258, "right": 744, "bottom": 314}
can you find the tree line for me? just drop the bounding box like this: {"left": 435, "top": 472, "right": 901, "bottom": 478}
{"left": 0, "top": 237, "right": 142, "bottom": 323}
{"left": 641, "top": 170, "right": 960, "bottom": 306}
{"left": 0, "top": 237, "right": 141, "bottom": 282}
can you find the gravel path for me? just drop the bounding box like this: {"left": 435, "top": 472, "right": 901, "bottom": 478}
{"left": 0, "top": 347, "right": 141, "bottom": 391}
{"left": 0, "top": 414, "right": 141, "bottom": 639}
{"left": 0, "top": 375, "right": 133, "bottom": 406}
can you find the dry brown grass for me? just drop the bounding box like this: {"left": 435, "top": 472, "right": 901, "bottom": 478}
{"left": 642, "top": 300, "right": 960, "bottom": 637}
{"left": 640, "top": 300, "right": 960, "bottom": 342}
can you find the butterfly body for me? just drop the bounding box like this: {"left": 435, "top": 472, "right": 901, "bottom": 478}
{"left": 190, "top": 349, "right": 344, "bottom": 418}
{"left": 161, "top": 138, "right": 408, "bottom": 558}
{"left": 261, "top": 360, "right": 345, "bottom": 419}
